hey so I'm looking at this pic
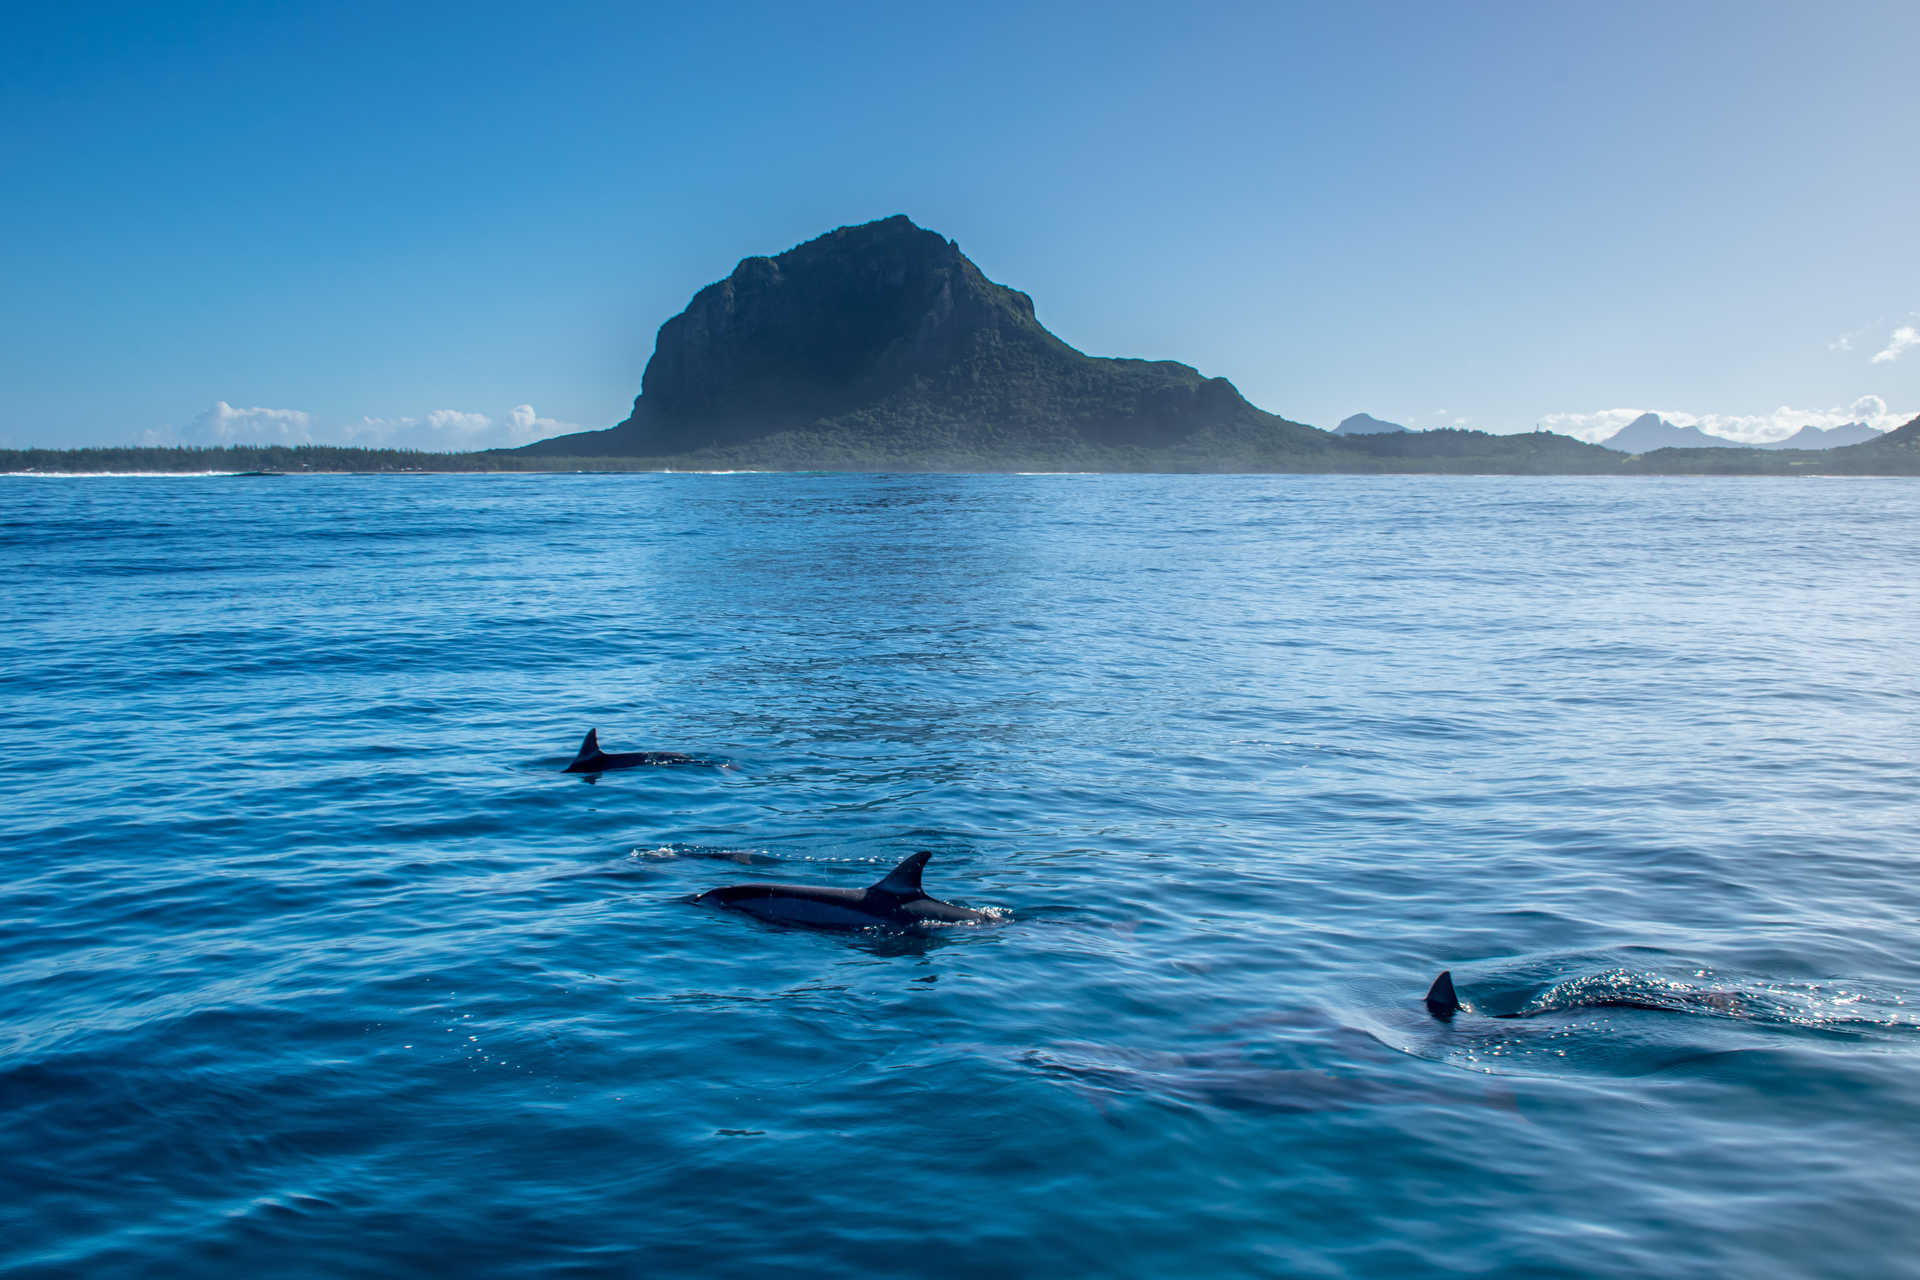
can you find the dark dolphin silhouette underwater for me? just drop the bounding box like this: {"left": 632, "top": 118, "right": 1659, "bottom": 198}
{"left": 695, "top": 851, "right": 996, "bottom": 930}
{"left": 1424, "top": 969, "right": 1750, "bottom": 1020}
{"left": 564, "top": 728, "right": 696, "bottom": 773}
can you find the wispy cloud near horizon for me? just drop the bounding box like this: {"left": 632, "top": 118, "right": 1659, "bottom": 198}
{"left": 1539, "top": 395, "right": 1910, "bottom": 444}
{"left": 345, "top": 405, "right": 578, "bottom": 449}
{"left": 139, "top": 401, "right": 314, "bottom": 446}
{"left": 140, "top": 402, "right": 582, "bottom": 451}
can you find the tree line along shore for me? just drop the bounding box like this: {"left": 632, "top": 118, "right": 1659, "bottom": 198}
{"left": 5, "top": 432, "right": 1919, "bottom": 477}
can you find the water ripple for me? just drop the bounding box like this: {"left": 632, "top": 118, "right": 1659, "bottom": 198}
{"left": 2, "top": 474, "right": 1918, "bottom": 1278}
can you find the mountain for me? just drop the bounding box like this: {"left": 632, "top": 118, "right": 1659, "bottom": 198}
{"left": 1825, "top": 413, "right": 1920, "bottom": 466}
{"left": 1334, "top": 413, "right": 1409, "bottom": 435}
{"left": 503, "top": 217, "right": 1914, "bottom": 474}
{"left": 1326, "top": 427, "right": 1622, "bottom": 473}
{"left": 1601, "top": 414, "right": 1886, "bottom": 453}
{"left": 1752, "top": 422, "right": 1883, "bottom": 450}
{"left": 1598, "top": 412, "right": 1740, "bottom": 452}
{"left": 521, "top": 216, "right": 1329, "bottom": 468}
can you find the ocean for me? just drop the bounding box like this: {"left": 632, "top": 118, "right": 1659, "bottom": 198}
{"left": 3, "top": 472, "right": 1917, "bottom": 1278}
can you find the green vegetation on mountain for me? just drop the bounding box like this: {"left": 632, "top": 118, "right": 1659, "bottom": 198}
{"left": 9, "top": 217, "right": 1919, "bottom": 475}
{"left": 16, "top": 422, "right": 1915, "bottom": 476}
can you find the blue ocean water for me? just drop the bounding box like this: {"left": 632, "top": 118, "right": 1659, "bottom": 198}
{"left": 2, "top": 472, "right": 1917, "bottom": 1279}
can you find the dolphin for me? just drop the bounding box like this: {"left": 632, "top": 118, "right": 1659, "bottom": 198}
{"left": 564, "top": 728, "right": 695, "bottom": 773}
{"left": 1424, "top": 969, "right": 1748, "bottom": 1020}
{"left": 695, "top": 851, "right": 995, "bottom": 930}
{"left": 1425, "top": 971, "right": 1466, "bottom": 1018}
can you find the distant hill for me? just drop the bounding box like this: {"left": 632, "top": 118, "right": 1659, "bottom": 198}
{"left": 1334, "top": 413, "right": 1409, "bottom": 435}
{"left": 1607, "top": 412, "right": 1919, "bottom": 475}
{"left": 1752, "top": 422, "right": 1883, "bottom": 450}
{"left": 9, "top": 417, "right": 1917, "bottom": 478}
{"left": 1825, "top": 413, "right": 1920, "bottom": 467}
{"left": 521, "top": 216, "right": 1330, "bottom": 469}
{"left": 1599, "top": 412, "right": 1886, "bottom": 453}
{"left": 1599, "top": 413, "right": 1740, "bottom": 452}
{"left": 1326, "top": 427, "right": 1622, "bottom": 474}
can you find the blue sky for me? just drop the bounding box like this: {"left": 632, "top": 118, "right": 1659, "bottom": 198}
{"left": 4, "top": 0, "right": 1915, "bottom": 449}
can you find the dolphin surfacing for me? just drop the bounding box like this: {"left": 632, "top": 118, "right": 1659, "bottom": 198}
{"left": 564, "top": 728, "right": 695, "bottom": 773}
{"left": 696, "top": 851, "right": 995, "bottom": 931}
{"left": 1424, "top": 968, "right": 1750, "bottom": 1021}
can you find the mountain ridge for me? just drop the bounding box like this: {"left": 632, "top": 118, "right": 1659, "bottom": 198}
{"left": 524, "top": 216, "right": 1328, "bottom": 465}
{"left": 492, "top": 215, "right": 1920, "bottom": 475}
{"left": 1599, "top": 412, "right": 1884, "bottom": 452}
{"left": 1754, "top": 421, "right": 1882, "bottom": 450}
{"left": 1599, "top": 413, "right": 1739, "bottom": 452}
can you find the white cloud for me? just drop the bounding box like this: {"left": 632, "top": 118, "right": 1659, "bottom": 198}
{"left": 341, "top": 404, "right": 580, "bottom": 450}
{"left": 339, "top": 415, "right": 417, "bottom": 446}
{"left": 1871, "top": 326, "right": 1920, "bottom": 364}
{"left": 506, "top": 404, "right": 573, "bottom": 444}
{"left": 1829, "top": 334, "right": 1854, "bottom": 352}
{"left": 142, "top": 402, "right": 583, "bottom": 451}
{"left": 1848, "top": 394, "right": 1890, "bottom": 422}
{"left": 343, "top": 409, "right": 518, "bottom": 450}
{"left": 1540, "top": 398, "right": 1912, "bottom": 445}
{"left": 141, "top": 401, "right": 313, "bottom": 446}
{"left": 426, "top": 408, "right": 494, "bottom": 436}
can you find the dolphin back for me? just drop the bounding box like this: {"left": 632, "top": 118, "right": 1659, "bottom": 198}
{"left": 868, "top": 851, "right": 932, "bottom": 897}
{"left": 697, "top": 881, "right": 887, "bottom": 930}
{"left": 564, "top": 728, "right": 604, "bottom": 772}
{"left": 563, "top": 728, "right": 698, "bottom": 772}
{"left": 697, "top": 851, "right": 995, "bottom": 930}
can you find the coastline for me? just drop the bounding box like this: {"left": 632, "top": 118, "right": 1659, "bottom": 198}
{"left": 6, "top": 415, "right": 1918, "bottom": 479}
{"left": 7, "top": 459, "right": 1918, "bottom": 479}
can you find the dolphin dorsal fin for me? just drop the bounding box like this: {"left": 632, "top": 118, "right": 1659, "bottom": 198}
{"left": 1425, "top": 970, "right": 1461, "bottom": 1019}
{"left": 573, "top": 728, "right": 601, "bottom": 761}
{"left": 869, "top": 851, "right": 932, "bottom": 897}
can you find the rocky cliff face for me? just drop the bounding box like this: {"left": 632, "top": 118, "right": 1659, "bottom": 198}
{"left": 636, "top": 216, "right": 1044, "bottom": 424}
{"left": 524, "top": 216, "right": 1323, "bottom": 461}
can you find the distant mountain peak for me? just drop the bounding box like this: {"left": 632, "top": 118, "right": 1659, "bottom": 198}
{"left": 1601, "top": 413, "right": 1888, "bottom": 453}
{"left": 1334, "top": 413, "right": 1409, "bottom": 435}
{"left": 1755, "top": 421, "right": 1883, "bottom": 450}
{"left": 1599, "top": 413, "right": 1738, "bottom": 452}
